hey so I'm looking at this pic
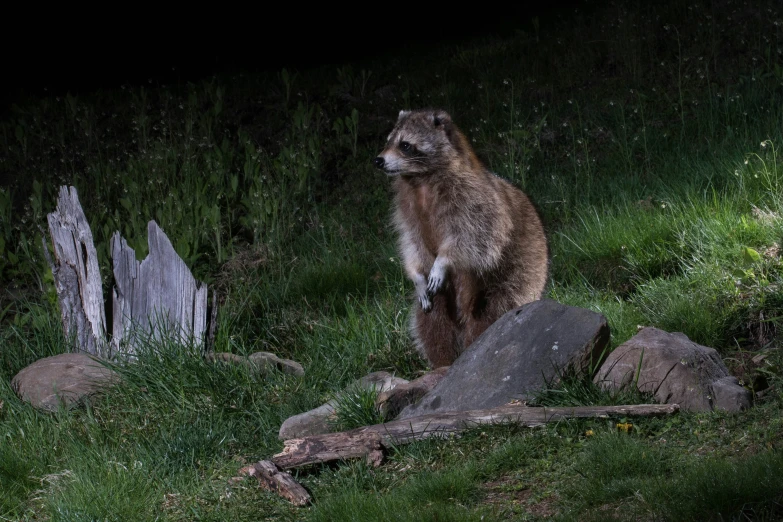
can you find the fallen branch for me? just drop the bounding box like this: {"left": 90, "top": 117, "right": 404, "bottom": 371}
{"left": 273, "top": 431, "right": 384, "bottom": 470}
{"left": 273, "top": 403, "right": 678, "bottom": 469}
{"left": 237, "top": 460, "right": 311, "bottom": 506}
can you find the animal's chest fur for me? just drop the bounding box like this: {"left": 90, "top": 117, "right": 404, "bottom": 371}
{"left": 410, "top": 184, "right": 442, "bottom": 256}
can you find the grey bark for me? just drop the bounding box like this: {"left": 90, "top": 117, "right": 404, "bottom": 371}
{"left": 44, "top": 186, "right": 209, "bottom": 359}
{"left": 239, "top": 460, "right": 312, "bottom": 506}
{"left": 111, "top": 220, "right": 208, "bottom": 356}
{"left": 45, "top": 186, "right": 108, "bottom": 357}
{"left": 272, "top": 403, "right": 679, "bottom": 469}
{"left": 206, "top": 290, "right": 218, "bottom": 355}
{"left": 273, "top": 431, "right": 384, "bottom": 470}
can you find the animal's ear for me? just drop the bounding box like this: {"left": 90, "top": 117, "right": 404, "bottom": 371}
{"left": 398, "top": 110, "right": 411, "bottom": 121}
{"left": 431, "top": 110, "right": 452, "bottom": 127}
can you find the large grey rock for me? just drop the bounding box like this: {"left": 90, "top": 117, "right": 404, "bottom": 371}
{"left": 399, "top": 299, "right": 610, "bottom": 419}
{"left": 279, "top": 371, "right": 409, "bottom": 440}
{"left": 11, "top": 353, "right": 119, "bottom": 412}
{"left": 594, "top": 327, "right": 752, "bottom": 412}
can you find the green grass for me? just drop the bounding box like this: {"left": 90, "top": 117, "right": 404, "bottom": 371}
{"left": 528, "top": 370, "right": 654, "bottom": 408}
{"left": 329, "top": 384, "right": 387, "bottom": 432}
{"left": 557, "top": 430, "right": 783, "bottom": 521}
{"left": 2, "top": 0, "right": 783, "bottom": 519}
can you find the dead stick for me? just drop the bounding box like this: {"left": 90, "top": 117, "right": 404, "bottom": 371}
{"left": 273, "top": 403, "right": 678, "bottom": 469}
{"left": 274, "top": 431, "right": 384, "bottom": 470}
{"left": 238, "top": 460, "right": 312, "bottom": 506}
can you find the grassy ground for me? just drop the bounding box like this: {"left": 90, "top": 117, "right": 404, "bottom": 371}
{"left": 2, "top": 0, "right": 783, "bottom": 519}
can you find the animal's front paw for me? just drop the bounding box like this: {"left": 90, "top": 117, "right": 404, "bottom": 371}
{"left": 418, "top": 291, "right": 432, "bottom": 312}
{"left": 427, "top": 274, "right": 443, "bottom": 295}
{"left": 413, "top": 273, "right": 432, "bottom": 312}
{"left": 427, "top": 260, "right": 447, "bottom": 295}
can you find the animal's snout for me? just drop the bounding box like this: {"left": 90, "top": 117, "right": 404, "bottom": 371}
{"left": 373, "top": 157, "right": 385, "bottom": 169}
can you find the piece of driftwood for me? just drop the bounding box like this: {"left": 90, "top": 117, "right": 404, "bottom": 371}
{"left": 111, "top": 220, "right": 208, "bottom": 356}
{"left": 273, "top": 431, "right": 384, "bottom": 469}
{"left": 45, "top": 186, "right": 108, "bottom": 357}
{"left": 239, "top": 460, "right": 311, "bottom": 506}
{"left": 272, "top": 403, "right": 679, "bottom": 469}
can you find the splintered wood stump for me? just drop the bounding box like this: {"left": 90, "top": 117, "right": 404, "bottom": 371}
{"left": 239, "top": 460, "right": 311, "bottom": 506}
{"left": 45, "top": 186, "right": 108, "bottom": 357}
{"left": 272, "top": 403, "right": 679, "bottom": 469}
{"left": 111, "top": 221, "right": 208, "bottom": 356}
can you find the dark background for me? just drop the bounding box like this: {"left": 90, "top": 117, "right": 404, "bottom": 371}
{"left": 1, "top": 2, "right": 587, "bottom": 113}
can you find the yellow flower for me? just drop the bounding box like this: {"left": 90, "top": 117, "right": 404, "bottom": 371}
{"left": 617, "top": 422, "right": 633, "bottom": 433}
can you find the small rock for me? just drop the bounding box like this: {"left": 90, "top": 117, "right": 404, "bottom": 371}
{"left": 279, "top": 371, "right": 408, "bottom": 440}
{"left": 594, "top": 327, "right": 752, "bottom": 412}
{"left": 399, "top": 299, "right": 610, "bottom": 419}
{"left": 376, "top": 367, "right": 450, "bottom": 419}
{"left": 11, "top": 353, "right": 120, "bottom": 412}
{"left": 711, "top": 376, "right": 753, "bottom": 411}
{"left": 248, "top": 352, "right": 304, "bottom": 377}
{"left": 207, "top": 352, "right": 244, "bottom": 364}
{"left": 206, "top": 351, "right": 304, "bottom": 377}
{"left": 355, "top": 371, "right": 409, "bottom": 393}
{"left": 279, "top": 402, "right": 338, "bottom": 440}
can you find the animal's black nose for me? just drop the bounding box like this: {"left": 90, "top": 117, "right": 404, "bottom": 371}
{"left": 373, "top": 157, "right": 385, "bottom": 169}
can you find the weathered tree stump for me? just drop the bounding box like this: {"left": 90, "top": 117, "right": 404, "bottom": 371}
{"left": 43, "top": 185, "right": 210, "bottom": 358}
{"left": 45, "top": 186, "right": 108, "bottom": 357}
{"left": 111, "top": 221, "right": 208, "bottom": 356}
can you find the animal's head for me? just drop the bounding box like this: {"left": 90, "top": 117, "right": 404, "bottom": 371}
{"left": 373, "top": 109, "right": 460, "bottom": 176}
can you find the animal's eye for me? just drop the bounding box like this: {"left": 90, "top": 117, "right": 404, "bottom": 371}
{"left": 399, "top": 141, "right": 411, "bottom": 152}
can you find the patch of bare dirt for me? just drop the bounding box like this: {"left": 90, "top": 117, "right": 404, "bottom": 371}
{"left": 482, "top": 476, "right": 558, "bottom": 518}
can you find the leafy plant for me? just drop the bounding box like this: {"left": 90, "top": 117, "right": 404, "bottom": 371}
{"left": 332, "top": 108, "right": 360, "bottom": 158}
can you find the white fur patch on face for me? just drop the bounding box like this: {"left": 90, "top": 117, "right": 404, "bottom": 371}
{"left": 379, "top": 151, "right": 404, "bottom": 173}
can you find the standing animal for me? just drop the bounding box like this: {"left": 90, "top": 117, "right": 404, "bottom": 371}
{"left": 373, "top": 108, "right": 549, "bottom": 368}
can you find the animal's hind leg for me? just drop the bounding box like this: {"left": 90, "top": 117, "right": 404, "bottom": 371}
{"left": 410, "top": 293, "right": 460, "bottom": 368}
{"left": 460, "top": 312, "right": 497, "bottom": 352}
{"left": 455, "top": 280, "right": 496, "bottom": 352}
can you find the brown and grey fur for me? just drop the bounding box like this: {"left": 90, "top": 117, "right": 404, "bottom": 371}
{"left": 374, "top": 109, "right": 549, "bottom": 368}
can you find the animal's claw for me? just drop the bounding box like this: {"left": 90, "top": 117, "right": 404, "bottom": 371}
{"left": 427, "top": 273, "right": 443, "bottom": 295}
{"left": 419, "top": 294, "right": 432, "bottom": 312}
